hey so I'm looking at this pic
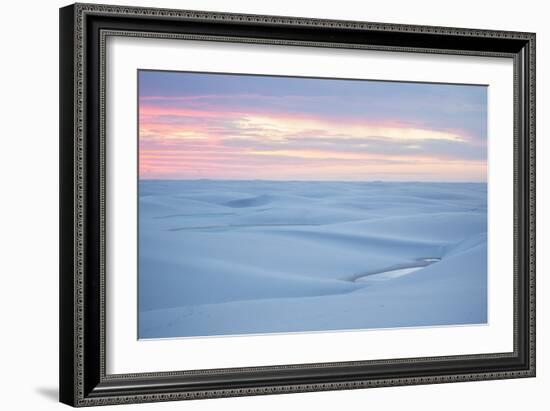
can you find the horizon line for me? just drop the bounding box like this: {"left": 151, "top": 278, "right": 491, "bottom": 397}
{"left": 138, "top": 178, "right": 487, "bottom": 184}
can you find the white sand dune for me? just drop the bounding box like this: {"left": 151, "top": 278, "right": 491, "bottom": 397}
{"left": 138, "top": 180, "right": 487, "bottom": 338}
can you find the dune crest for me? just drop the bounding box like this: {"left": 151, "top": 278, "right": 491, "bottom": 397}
{"left": 139, "top": 180, "right": 487, "bottom": 338}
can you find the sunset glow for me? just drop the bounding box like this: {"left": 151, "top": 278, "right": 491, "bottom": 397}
{"left": 139, "top": 71, "right": 487, "bottom": 181}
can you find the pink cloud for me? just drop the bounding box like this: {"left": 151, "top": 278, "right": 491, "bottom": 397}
{"left": 139, "top": 101, "right": 485, "bottom": 181}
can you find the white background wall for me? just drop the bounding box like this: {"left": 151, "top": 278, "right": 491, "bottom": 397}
{"left": 0, "top": 0, "right": 546, "bottom": 409}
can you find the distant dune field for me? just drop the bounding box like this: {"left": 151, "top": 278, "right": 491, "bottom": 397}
{"left": 138, "top": 180, "right": 487, "bottom": 339}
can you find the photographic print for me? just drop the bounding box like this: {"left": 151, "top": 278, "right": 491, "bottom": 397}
{"left": 138, "top": 70, "right": 488, "bottom": 339}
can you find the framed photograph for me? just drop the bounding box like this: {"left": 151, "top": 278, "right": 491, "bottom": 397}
{"left": 59, "top": 3, "right": 536, "bottom": 407}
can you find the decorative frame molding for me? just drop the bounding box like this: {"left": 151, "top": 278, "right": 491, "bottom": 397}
{"left": 60, "top": 3, "right": 535, "bottom": 407}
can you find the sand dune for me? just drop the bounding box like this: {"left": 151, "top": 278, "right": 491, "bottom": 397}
{"left": 139, "top": 180, "right": 487, "bottom": 338}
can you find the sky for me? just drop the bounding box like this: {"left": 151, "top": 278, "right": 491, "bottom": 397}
{"left": 138, "top": 70, "right": 487, "bottom": 182}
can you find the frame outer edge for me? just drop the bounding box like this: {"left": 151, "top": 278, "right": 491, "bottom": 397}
{"left": 74, "top": 2, "right": 534, "bottom": 39}
{"left": 527, "top": 33, "right": 536, "bottom": 376}
{"left": 63, "top": 2, "right": 537, "bottom": 407}
{"left": 60, "top": 3, "right": 77, "bottom": 407}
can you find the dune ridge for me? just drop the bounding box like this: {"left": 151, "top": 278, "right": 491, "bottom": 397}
{"left": 139, "top": 180, "right": 487, "bottom": 338}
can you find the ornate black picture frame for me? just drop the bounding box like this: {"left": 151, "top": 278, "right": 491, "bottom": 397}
{"left": 59, "top": 3, "right": 535, "bottom": 407}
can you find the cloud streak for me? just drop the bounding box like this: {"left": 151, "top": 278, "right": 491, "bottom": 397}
{"left": 139, "top": 71, "right": 487, "bottom": 181}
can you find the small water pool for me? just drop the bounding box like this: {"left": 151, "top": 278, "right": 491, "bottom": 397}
{"left": 354, "top": 258, "right": 442, "bottom": 283}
